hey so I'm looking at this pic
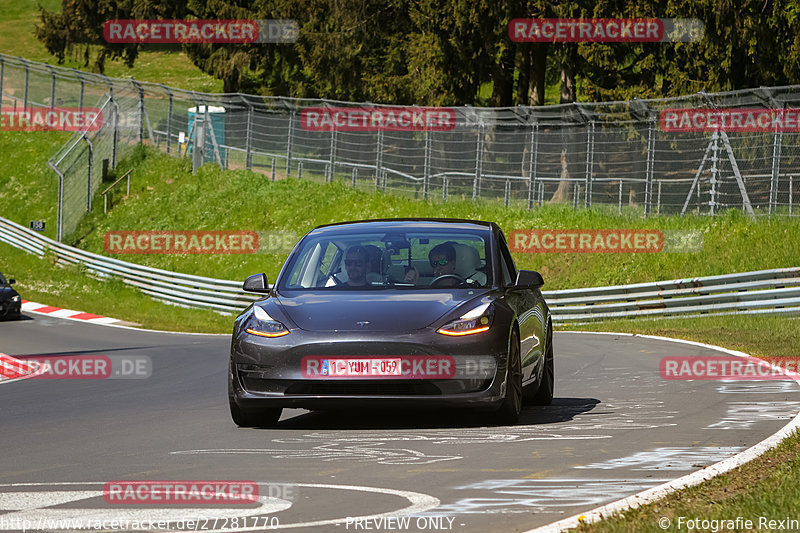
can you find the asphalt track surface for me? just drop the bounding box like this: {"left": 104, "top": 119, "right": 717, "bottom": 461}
{"left": 2, "top": 313, "right": 800, "bottom": 533}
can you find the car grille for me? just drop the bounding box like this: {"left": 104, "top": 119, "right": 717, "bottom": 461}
{"left": 284, "top": 380, "right": 443, "bottom": 396}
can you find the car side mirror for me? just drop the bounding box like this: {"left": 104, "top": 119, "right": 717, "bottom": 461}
{"left": 8, "top": 279, "right": 15, "bottom": 285}
{"left": 243, "top": 273, "right": 270, "bottom": 293}
{"left": 515, "top": 270, "right": 544, "bottom": 289}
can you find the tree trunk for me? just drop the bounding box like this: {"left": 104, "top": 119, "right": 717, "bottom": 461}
{"left": 529, "top": 44, "right": 548, "bottom": 106}
{"left": 550, "top": 44, "right": 578, "bottom": 203}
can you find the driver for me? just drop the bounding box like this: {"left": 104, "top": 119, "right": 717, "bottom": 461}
{"left": 404, "top": 243, "right": 458, "bottom": 286}
{"left": 344, "top": 246, "right": 369, "bottom": 286}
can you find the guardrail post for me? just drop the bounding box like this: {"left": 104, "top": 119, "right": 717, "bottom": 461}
{"left": 527, "top": 121, "right": 539, "bottom": 210}
{"left": 423, "top": 128, "right": 431, "bottom": 200}
{"left": 584, "top": 119, "right": 595, "bottom": 208}
{"left": 473, "top": 122, "right": 484, "bottom": 199}
{"left": 644, "top": 118, "right": 655, "bottom": 216}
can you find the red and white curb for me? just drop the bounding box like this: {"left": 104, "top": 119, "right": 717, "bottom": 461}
{"left": 0, "top": 353, "right": 47, "bottom": 384}
{"left": 20, "top": 300, "right": 122, "bottom": 325}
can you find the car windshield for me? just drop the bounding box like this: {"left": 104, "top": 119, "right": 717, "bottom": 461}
{"left": 279, "top": 229, "right": 491, "bottom": 290}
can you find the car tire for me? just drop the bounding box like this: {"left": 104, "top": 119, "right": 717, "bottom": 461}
{"left": 495, "top": 328, "right": 522, "bottom": 425}
{"left": 528, "top": 324, "right": 554, "bottom": 406}
{"left": 228, "top": 361, "right": 282, "bottom": 428}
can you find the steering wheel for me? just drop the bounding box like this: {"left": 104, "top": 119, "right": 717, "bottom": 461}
{"left": 430, "top": 274, "right": 467, "bottom": 287}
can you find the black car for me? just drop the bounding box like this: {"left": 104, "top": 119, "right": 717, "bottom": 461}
{"left": 229, "top": 219, "right": 553, "bottom": 427}
{"left": 0, "top": 272, "right": 21, "bottom": 320}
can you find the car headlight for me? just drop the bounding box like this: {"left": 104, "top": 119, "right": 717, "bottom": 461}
{"left": 245, "top": 305, "right": 289, "bottom": 338}
{"left": 437, "top": 302, "right": 493, "bottom": 336}
{"left": 11, "top": 295, "right": 20, "bottom": 303}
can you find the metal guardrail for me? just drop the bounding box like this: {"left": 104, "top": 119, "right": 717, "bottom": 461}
{"left": 1, "top": 215, "right": 799, "bottom": 321}
{"left": 0, "top": 217, "right": 258, "bottom": 314}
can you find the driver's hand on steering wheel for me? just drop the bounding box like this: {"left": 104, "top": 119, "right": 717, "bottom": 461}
{"left": 404, "top": 266, "right": 419, "bottom": 284}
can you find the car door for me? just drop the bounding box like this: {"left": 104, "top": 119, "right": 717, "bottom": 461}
{"left": 495, "top": 229, "right": 547, "bottom": 384}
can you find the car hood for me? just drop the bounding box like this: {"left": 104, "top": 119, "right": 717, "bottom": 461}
{"left": 273, "top": 290, "right": 488, "bottom": 332}
{"left": 0, "top": 286, "right": 18, "bottom": 302}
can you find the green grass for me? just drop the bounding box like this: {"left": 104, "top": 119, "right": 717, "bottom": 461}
{"left": 0, "top": 0, "right": 222, "bottom": 92}
{"left": 52, "top": 145, "right": 800, "bottom": 291}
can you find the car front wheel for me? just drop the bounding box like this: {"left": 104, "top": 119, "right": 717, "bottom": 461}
{"left": 495, "top": 328, "right": 522, "bottom": 425}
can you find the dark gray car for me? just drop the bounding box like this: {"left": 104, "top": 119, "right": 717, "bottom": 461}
{"left": 229, "top": 219, "right": 554, "bottom": 427}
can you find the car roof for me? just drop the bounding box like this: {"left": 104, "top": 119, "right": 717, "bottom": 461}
{"left": 312, "top": 218, "right": 497, "bottom": 234}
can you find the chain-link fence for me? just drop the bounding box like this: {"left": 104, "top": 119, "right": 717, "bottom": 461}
{"left": 1, "top": 54, "right": 798, "bottom": 241}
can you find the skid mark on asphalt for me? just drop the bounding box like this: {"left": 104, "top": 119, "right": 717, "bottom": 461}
{"left": 573, "top": 446, "right": 744, "bottom": 471}
{"left": 705, "top": 401, "right": 800, "bottom": 429}
{"left": 171, "top": 444, "right": 462, "bottom": 465}
{"left": 415, "top": 478, "right": 672, "bottom": 515}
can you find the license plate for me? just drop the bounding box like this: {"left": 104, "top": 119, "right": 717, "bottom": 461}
{"left": 316, "top": 358, "right": 402, "bottom": 377}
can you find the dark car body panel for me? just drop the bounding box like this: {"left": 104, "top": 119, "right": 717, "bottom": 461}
{"left": 229, "top": 219, "right": 551, "bottom": 414}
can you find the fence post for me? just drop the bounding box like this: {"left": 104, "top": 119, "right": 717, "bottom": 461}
{"left": 790, "top": 175, "right": 794, "bottom": 215}
{"left": 473, "top": 122, "right": 484, "bottom": 199}
{"left": 328, "top": 123, "right": 337, "bottom": 182}
{"left": 82, "top": 134, "right": 93, "bottom": 210}
{"left": 23, "top": 59, "right": 29, "bottom": 110}
{"left": 47, "top": 64, "right": 56, "bottom": 110}
{"left": 584, "top": 120, "right": 595, "bottom": 208}
{"left": 710, "top": 130, "right": 719, "bottom": 216}
{"left": 443, "top": 175, "right": 449, "bottom": 201}
{"left": 286, "top": 109, "right": 295, "bottom": 178}
{"left": 130, "top": 79, "right": 144, "bottom": 144}
{"left": 271, "top": 158, "right": 276, "bottom": 181}
{"left": 245, "top": 101, "right": 253, "bottom": 170}
{"left": 298, "top": 160, "right": 303, "bottom": 179}
{"left": 110, "top": 90, "right": 118, "bottom": 168}
{"left": 657, "top": 180, "right": 662, "bottom": 215}
{"left": 769, "top": 113, "right": 782, "bottom": 216}
{"left": 375, "top": 128, "right": 384, "bottom": 185}
{"left": 644, "top": 118, "right": 655, "bottom": 216}
{"left": 504, "top": 179, "right": 511, "bottom": 207}
{"left": 527, "top": 121, "right": 539, "bottom": 210}
{"left": 618, "top": 180, "right": 623, "bottom": 215}
{"left": 161, "top": 84, "right": 173, "bottom": 154}
{"left": 49, "top": 162, "right": 64, "bottom": 242}
{"left": 423, "top": 128, "right": 431, "bottom": 200}
{"left": 352, "top": 167, "right": 357, "bottom": 188}
{"left": 0, "top": 58, "right": 4, "bottom": 107}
